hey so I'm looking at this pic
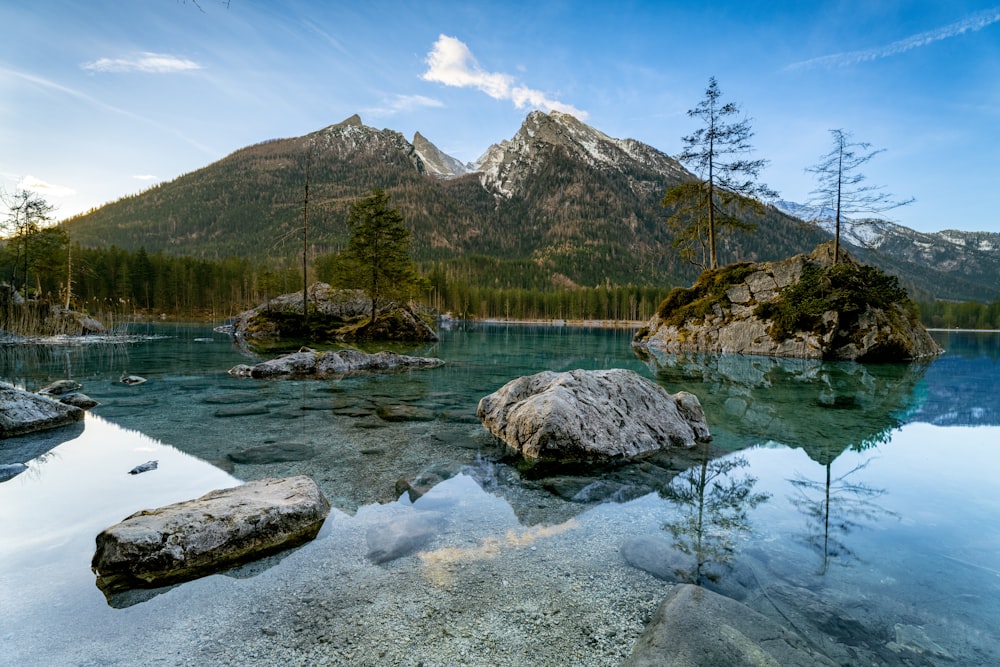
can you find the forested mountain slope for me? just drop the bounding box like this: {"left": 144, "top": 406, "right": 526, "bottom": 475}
{"left": 63, "top": 112, "right": 997, "bottom": 300}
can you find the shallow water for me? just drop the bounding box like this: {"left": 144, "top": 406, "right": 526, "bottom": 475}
{"left": 1, "top": 324, "right": 997, "bottom": 665}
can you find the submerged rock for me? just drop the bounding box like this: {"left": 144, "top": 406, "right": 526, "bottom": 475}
{"left": 477, "top": 369, "right": 710, "bottom": 462}
{"left": 365, "top": 511, "right": 443, "bottom": 564}
{"left": 0, "top": 382, "right": 84, "bottom": 439}
{"left": 91, "top": 475, "right": 330, "bottom": 596}
{"left": 227, "top": 443, "right": 316, "bottom": 465}
{"left": 229, "top": 347, "right": 444, "bottom": 379}
{"left": 60, "top": 392, "right": 98, "bottom": 410}
{"left": 624, "top": 584, "right": 838, "bottom": 666}
{"left": 633, "top": 243, "right": 942, "bottom": 361}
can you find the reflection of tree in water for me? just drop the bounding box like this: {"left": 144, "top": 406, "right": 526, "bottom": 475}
{"left": 789, "top": 430, "right": 898, "bottom": 575}
{"left": 660, "top": 442, "right": 769, "bottom": 585}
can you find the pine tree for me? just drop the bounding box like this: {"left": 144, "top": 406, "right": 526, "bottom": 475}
{"left": 664, "top": 77, "right": 776, "bottom": 269}
{"left": 806, "top": 129, "right": 914, "bottom": 264}
{"left": 333, "top": 188, "right": 420, "bottom": 326}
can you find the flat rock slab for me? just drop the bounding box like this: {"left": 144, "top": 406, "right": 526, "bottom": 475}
{"left": 0, "top": 383, "right": 84, "bottom": 439}
{"left": 229, "top": 347, "right": 444, "bottom": 379}
{"left": 477, "top": 369, "right": 710, "bottom": 462}
{"left": 91, "top": 475, "right": 330, "bottom": 596}
{"left": 624, "top": 584, "right": 838, "bottom": 667}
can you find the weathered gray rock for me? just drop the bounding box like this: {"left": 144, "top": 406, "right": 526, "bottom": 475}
{"left": 476, "top": 369, "right": 710, "bottom": 462}
{"left": 634, "top": 244, "right": 942, "bottom": 361}
{"left": 624, "top": 584, "right": 838, "bottom": 667}
{"left": 229, "top": 347, "right": 444, "bottom": 379}
{"left": 0, "top": 382, "right": 84, "bottom": 438}
{"left": 91, "top": 475, "right": 330, "bottom": 595}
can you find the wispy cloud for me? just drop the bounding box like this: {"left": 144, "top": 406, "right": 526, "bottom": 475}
{"left": 1, "top": 66, "right": 215, "bottom": 156}
{"left": 133, "top": 174, "right": 158, "bottom": 182}
{"left": 421, "top": 35, "right": 587, "bottom": 119}
{"left": 82, "top": 52, "right": 202, "bottom": 74}
{"left": 366, "top": 94, "right": 444, "bottom": 117}
{"left": 18, "top": 175, "right": 76, "bottom": 197}
{"left": 787, "top": 7, "right": 1000, "bottom": 71}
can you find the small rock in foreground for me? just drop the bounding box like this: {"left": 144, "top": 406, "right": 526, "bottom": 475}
{"left": 624, "top": 584, "right": 838, "bottom": 667}
{"left": 91, "top": 475, "right": 330, "bottom": 597}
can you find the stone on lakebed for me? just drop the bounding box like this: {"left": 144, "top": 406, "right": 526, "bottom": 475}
{"left": 91, "top": 475, "right": 330, "bottom": 596}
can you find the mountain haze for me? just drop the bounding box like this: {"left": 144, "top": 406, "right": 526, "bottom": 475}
{"left": 63, "top": 112, "right": 998, "bottom": 300}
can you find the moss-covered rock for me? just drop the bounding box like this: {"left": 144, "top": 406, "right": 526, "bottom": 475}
{"left": 633, "top": 243, "right": 941, "bottom": 361}
{"left": 230, "top": 283, "right": 437, "bottom": 348}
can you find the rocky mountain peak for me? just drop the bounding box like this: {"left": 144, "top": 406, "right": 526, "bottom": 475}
{"left": 412, "top": 132, "right": 470, "bottom": 179}
{"left": 475, "top": 110, "right": 687, "bottom": 199}
{"left": 333, "top": 113, "right": 363, "bottom": 129}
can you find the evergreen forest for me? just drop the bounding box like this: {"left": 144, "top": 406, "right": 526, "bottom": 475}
{"left": 3, "top": 238, "right": 998, "bottom": 331}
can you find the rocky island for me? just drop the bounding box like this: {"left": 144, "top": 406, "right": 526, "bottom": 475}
{"left": 228, "top": 283, "right": 437, "bottom": 349}
{"left": 633, "top": 243, "right": 942, "bottom": 361}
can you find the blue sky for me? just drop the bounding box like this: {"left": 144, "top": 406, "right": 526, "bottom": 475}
{"left": 2, "top": 1, "right": 998, "bottom": 234}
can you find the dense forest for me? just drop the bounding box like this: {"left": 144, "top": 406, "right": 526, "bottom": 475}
{"left": 2, "top": 239, "right": 998, "bottom": 330}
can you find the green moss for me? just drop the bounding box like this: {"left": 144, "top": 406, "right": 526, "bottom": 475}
{"left": 755, "top": 262, "right": 912, "bottom": 342}
{"left": 655, "top": 263, "right": 756, "bottom": 327}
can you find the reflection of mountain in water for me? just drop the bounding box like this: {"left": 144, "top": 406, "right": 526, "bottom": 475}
{"left": 639, "top": 349, "right": 929, "bottom": 465}
{"left": 909, "top": 331, "right": 1000, "bottom": 426}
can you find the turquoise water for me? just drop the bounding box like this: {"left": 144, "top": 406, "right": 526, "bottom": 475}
{"left": 1, "top": 324, "right": 997, "bottom": 665}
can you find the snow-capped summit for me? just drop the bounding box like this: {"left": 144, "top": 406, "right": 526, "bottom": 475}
{"left": 412, "top": 132, "right": 471, "bottom": 179}
{"left": 474, "top": 110, "right": 687, "bottom": 198}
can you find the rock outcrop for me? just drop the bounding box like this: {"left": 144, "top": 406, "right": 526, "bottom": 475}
{"left": 228, "top": 347, "right": 444, "bottom": 379}
{"left": 230, "top": 283, "right": 438, "bottom": 344}
{"left": 477, "top": 369, "right": 710, "bottom": 462}
{"left": 91, "top": 476, "right": 330, "bottom": 595}
{"left": 633, "top": 243, "right": 942, "bottom": 361}
{"left": 0, "top": 382, "right": 85, "bottom": 438}
{"left": 624, "top": 584, "right": 838, "bottom": 667}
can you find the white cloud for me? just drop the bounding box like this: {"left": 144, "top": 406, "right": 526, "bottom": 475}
{"left": 133, "top": 174, "right": 157, "bottom": 182}
{"left": 18, "top": 175, "right": 76, "bottom": 197}
{"left": 422, "top": 35, "right": 587, "bottom": 119}
{"left": 82, "top": 52, "right": 203, "bottom": 74}
{"left": 788, "top": 7, "right": 1000, "bottom": 71}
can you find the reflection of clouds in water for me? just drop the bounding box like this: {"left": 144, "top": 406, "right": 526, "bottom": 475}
{"left": 419, "top": 519, "right": 579, "bottom": 587}
{"left": 0, "top": 414, "right": 239, "bottom": 564}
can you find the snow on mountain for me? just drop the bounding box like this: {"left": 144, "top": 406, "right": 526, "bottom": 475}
{"left": 473, "top": 110, "right": 688, "bottom": 198}
{"left": 412, "top": 132, "right": 470, "bottom": 179}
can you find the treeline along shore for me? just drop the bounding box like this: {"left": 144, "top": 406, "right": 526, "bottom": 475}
{"left": 3, "top": 242, "right": 1000, "bottom": 330}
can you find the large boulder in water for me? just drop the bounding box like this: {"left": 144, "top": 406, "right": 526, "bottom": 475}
{"left": 624, "top": 584, "right": 838, "bottom": 667}
{"left": 91, "top": 476, "right": 330, "bottom": 595}
{"left": 477, "top": 369, "right": 710, "bottom": 462}
{"left": 633, "top": 243, "right": 942, "bottom": 361}
{"left": 0, "top": 382, "right": 84, "bottom": 438}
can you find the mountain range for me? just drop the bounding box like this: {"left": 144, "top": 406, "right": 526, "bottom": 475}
{"left": 63, "top": 111, "right": 1000, "bottom": 301}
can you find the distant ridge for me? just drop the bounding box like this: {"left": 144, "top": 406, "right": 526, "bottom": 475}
{"left": 62, "top": 113, "right": 1000, "bottom": 301}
